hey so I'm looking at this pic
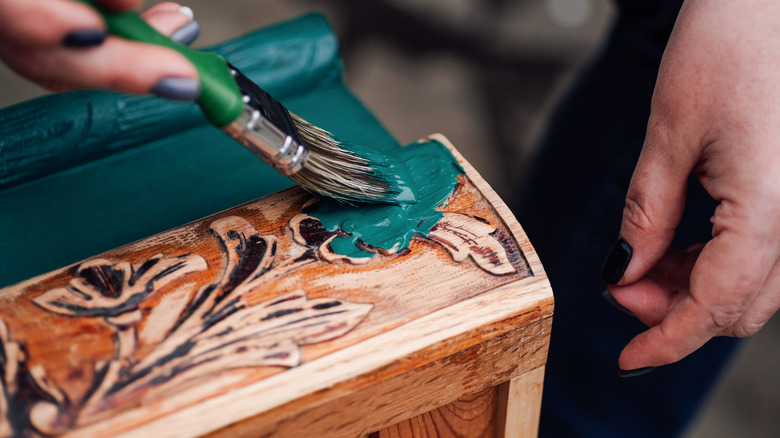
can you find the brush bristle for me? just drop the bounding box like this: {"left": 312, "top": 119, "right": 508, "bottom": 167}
{"left": 288, "top": 114, "right": 404, "bottom": 204}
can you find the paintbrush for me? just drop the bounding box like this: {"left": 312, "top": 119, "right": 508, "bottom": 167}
{"left": 79, "top": 1, "right": 414, "bottom": 204}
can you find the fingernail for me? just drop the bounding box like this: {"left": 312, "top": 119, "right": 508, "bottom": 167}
{"left": 618, "top": 367, "right": 656, "bottom": 378}
{"left": 152, "top": 77, "right": 199, "bottom": 101}
{"left": 600, "top": 238, "right": 632, "bottom": 284}
{"left": 171, "top": 20, "right": 200, "bottom": 46}
{"left": 601, "top": 290, "right": 634, "bottom": 316}
{"left": 179, "top": 6, "right": 195, "bottom": 20}
{"left": 63, "top": 29, "right": 106, "bottom": 48}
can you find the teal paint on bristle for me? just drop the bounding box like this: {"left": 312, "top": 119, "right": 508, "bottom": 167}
{"left": 307, "top": 138, "right": 464, "bottom": 259}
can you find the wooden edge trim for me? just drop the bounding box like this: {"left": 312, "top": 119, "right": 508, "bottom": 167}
{"left": 208, "top": 318, "right": 552, "bottom": 437}
{"left": 71, "top": 280, "right": 553, "bottom": 437}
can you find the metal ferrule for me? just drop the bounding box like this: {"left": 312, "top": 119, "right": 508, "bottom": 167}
{"left": 223, "top": 102, "right": 309, "bottom": 176}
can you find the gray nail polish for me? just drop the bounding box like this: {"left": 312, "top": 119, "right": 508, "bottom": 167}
{"left": 152, "top": 77, "right": 199, "bottom": 101}
{"left": 171, "top": 20, "right": 200, "bottom": 46}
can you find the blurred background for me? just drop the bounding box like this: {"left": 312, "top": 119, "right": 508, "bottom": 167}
{"left": 1, "top": 1, "right": 778, "bottom": 436}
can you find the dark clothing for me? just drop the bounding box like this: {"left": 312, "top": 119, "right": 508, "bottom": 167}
{"left": 513, "top": 1, "right": 741, "bottom": 436}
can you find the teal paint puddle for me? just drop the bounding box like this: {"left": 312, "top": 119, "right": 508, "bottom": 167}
{"left": 308, "top": 138, "right": 464, "bottom": 258}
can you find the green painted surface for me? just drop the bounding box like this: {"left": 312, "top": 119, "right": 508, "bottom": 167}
{"left": 0, "top": 14, "right": 399, "bottom": 287}
{"left": 309, "top": 139, "right": 464, "bottom": 259}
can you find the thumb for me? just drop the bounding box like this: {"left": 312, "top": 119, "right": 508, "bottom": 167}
{"left": 601, "top": 126, "right": 695, "bottom": 285}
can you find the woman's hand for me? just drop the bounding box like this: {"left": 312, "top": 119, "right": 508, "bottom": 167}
{"left": 0, "top": 0, "right": 200, "bottom": 99}
{"left": 604, "top": 0, "right": 780, "bottom": 371}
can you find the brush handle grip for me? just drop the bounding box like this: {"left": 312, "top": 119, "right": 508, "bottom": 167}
{"left": 77, "top": 0, "right": 243, "bottom": 127}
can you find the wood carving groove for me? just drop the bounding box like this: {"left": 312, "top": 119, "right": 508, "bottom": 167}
{"left": 0, "top": 134, "right": 546, "bottom": 437}
{"left": 427, "top": 213, "right": 517, "bottom": 276}
{"left": 291, "top": 207, "right": 523, "bottom": 275}
{"left": 0, "top": 216, "right": 373, "bottom": 436}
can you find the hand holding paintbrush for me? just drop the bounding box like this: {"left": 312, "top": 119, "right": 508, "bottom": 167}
{"left": 0, "top": 0, "right": 414, "bottom": 204}
{"left": 0, "top": 0, "right": 200, "bottom": 97}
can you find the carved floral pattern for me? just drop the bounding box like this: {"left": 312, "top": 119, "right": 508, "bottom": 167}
{"left": 0, "top": 216, "right": 373, "bottom": 436}
{"left": 34, "top": 255, "right": 207, "bottom": 318}
{"left": 0, "top": 319, "right": 23, "bottom": 437}
{"left": 427, "top": 213, "right": 517, "bottom": 275}
{"left": 290, "top": 210, "right": 518, "bottom": 275}
{"left": 0, "top": 200, "right": 522, "bottom": 435}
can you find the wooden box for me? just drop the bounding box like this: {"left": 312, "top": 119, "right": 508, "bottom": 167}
{"left": 0, "top": 135, "right": 553, "bottom": 437}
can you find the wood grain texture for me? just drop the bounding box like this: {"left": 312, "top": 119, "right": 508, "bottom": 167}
{"left": 0, "top": 135, "right": 553, "bottom": 437}
{"left": 203, "top": 309, "right": 551, "bottom": 437}
{"left": 496, "top": 367, "right": 546, "bottom": 438}
{"left": 371, "top": 387, "right": 498, "bottom": 438}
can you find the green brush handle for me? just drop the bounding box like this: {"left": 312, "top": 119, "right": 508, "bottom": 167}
{"left": 78, "top": 0, "right": 243, "bottom": 127}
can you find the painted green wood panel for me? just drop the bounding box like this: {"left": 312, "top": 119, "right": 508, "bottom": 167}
{"left": 0, "top": 14, "right": 398, "bottom": 287}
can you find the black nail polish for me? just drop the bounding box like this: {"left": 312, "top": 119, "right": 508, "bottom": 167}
{"left": 601, "top": 290, "right": 634, "bottom": 316}
{"left": 600, "top": 238, "right": 632, "bottom": 284}
{"left": 63, "top": 29, "right": 106, "bottom": 48}
{"left": 618, "top": 367, "right": 656, "bottom": 378}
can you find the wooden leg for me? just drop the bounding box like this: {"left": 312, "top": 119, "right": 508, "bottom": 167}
{"left": 371, "top": 386, "right": 498, "bottom": 438}
{"left": 495, "top": 366, "right": 546, "bottom": 438}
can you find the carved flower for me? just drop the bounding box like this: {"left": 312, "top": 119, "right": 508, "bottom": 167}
{"left": 0, "top": 318, "right": 24, "bottom": 437}
{"left": 289, "top": 213, "right": 373, "bottom": 265}
{"left": 33, "top": 254, "right": 206, "bottom": 318}
{"left": 290, "top": 210, "right": 518, "bottom": 275}
{"left": 426, "top": 212, "right": 517, "bottom": 275}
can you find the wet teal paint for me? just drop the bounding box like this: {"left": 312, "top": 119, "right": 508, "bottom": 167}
{"left": 0, "top": 14, "right": 403, "bottom": 288}
{"left": 309, "top": 138, "right": 464, "bottom": 258}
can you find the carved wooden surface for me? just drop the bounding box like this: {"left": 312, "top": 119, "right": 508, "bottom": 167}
{"left": 0, "top": 134, "right": 553, "bottom": 437}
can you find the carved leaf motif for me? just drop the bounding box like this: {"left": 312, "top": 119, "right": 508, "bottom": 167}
{"left": 194, "top": 290, "right": 372, "bottom": 352}
{"left": 99, "top": 217, "right": 372, "bottom": 405}
{"left": 0, "top": 318, "right": 23, "bottom": 437}
{"left": 290, "top": 214, "right": 373, "bottom": 265}
{"left": 125, "top": 290, "right": 372, "bottom": 394}
{"left": 33, "top": 254, "right": 207, "bottom": 317}
{"left": 426, "top": 213, "right": 516, "bottom": 275}
{"left": 22, "top": 215, "right": 374, "bottom": 430}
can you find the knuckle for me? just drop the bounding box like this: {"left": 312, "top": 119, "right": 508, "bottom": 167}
{"left": 700, "top": 298, "right": 744, "bottom": 332}
{"left": 729, "top": 320, "right": 765, "bottom": 338}
{"left": 622, "top": 195, "right": 657, "bottom": 235}
{"left": 709, "top": 308, "right": 742, "bottom": 330}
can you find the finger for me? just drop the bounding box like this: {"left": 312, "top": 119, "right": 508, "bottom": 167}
{"left": 727, "top": 257, "right": 780, "bottom": 337}
{"left": 603, "top": 120, "right": 697, "bottom": 286}
{"left": 97, "top": 0, "right": 144, "bottom": 12}
{"left": 647, "top": 244, "right": 704, "bottom": 291}
{"left": 0, "top": 0, "right": 103, "bottom": 47}
{"left": 618, "top": 229, "right": 776, "bottom": 369}
{"left": 140, "top": 3, "right": 200, "bottom": 45}
{"left": 140, "top": 3, "right": 191, "bottom": 36}
{"left": 608, "top": 278, "right": 677, "bottom": 327}
{"left": 11, "top": 37, "right": 198, "bottom": 96}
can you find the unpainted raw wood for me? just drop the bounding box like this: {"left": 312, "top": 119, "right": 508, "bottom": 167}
{"left": 203, "top": 316, "right": 551, "bottom": 437}
{"left": 368, "top": 365, "right": 547, "bottom": 438}
{"left": 371, "top": 386, "right": 498, "bottom": 438}
{"left": 0, "top": 135, "right": 553, "bottom": 438}
{"left": 496, "top": 366, "right": 546, "bottom": 438}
